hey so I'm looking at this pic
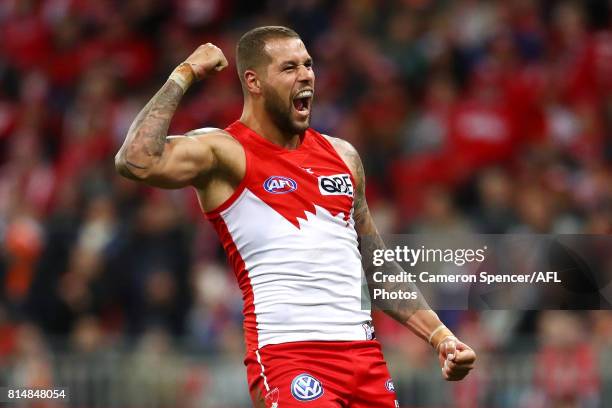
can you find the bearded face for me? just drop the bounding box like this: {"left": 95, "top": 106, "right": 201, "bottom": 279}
{"left": 261, "top": 81, "right": 312, "bottom": 135}
{"left": 257, "top": 37, "right": 315, "bottom": 136}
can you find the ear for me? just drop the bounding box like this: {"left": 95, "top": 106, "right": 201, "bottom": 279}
{"left": 244, "top": 70, "right": 262, "bottom": 95}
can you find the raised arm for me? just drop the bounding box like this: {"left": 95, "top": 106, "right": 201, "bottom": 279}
{"left": 115, "top": 44, "right": 229, "bottom": 188}
{"left": 326, "top": 136, "right": 476, "bottom": 381}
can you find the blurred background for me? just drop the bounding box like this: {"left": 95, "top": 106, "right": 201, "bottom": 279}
{"left": 0, "top": 0, "right": 611, "bottom": 407}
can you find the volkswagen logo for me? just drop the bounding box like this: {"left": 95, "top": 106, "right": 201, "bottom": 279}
{"left": 291, "top": 373, "right": 324, "bottom": 401}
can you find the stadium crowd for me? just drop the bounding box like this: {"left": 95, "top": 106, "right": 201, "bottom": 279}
{"left": 0, "top": 0, "right": 611, "bottom": 406}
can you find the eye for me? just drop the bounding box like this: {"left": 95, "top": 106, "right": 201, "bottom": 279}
{"left": 283, "top": 65, "right": 295, "bottom": 72}
{"left": 304, "top": 60, "right": 313, "bottom": 68}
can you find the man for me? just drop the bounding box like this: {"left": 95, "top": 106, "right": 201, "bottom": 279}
{"left": 115, "top": 26, "right": 475, "bottom": 407}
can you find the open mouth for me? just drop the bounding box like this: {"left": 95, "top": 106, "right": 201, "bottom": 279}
{"left": 292, "top": 89, "right": 313, "bottom": 114}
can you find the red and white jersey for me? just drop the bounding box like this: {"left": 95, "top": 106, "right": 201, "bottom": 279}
{"left": 205, "top": 121, "right": 372, "bottom": 351}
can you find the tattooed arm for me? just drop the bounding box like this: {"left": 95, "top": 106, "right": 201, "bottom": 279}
{"left": 326, "top": 135, "right": 476, "bottom": 381}
{"left": 115, "top": 43, "right": 230, "bottom": 188}
{"left": 328, "top": 136, "right": 435, "bottom": 329}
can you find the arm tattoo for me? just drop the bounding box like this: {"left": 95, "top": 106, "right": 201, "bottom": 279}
{"left": 118, "top": 80, "right": 184, "bottom": 172}
{"left": 339, "top": 140, "right": 429, "bottom": 324}
{"left": 360, "top": 232, "right": 430, "bottom": 324}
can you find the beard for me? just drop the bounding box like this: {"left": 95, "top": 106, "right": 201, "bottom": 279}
{"left": 262, "top": 83, "right": 310, "bottom": 135}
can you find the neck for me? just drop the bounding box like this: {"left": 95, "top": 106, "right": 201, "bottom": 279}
{"left": 240, "top": 101, "right": 302, "bottom": 149}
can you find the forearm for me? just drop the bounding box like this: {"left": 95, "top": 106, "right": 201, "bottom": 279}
{"left": 362, "top": 237, "right": 455, "bottom": 349}
{"left": 115, "top": 64, "right": 193, "bottom": 179}
{"left": 335, "top": 136, "right": 456, "bottom": 349}
{"left": 362, "top": 234, "right": 429, "bottom": 322}
{"left": 405, "top": 310, "right": 455, "bottom": 348}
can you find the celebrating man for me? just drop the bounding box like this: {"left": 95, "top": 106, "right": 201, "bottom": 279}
{"left": 115, "top": 26, "right": 476, "bottom": 407}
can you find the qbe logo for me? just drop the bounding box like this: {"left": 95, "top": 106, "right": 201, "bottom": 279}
{"left": 318, "top": 173, "right": 353, "bottom": 196}
{"left": 264, "top": 176, "right": 297, "bottom": 194}
{"left": 291, "top": 373, "right": 324, "bottom": 401}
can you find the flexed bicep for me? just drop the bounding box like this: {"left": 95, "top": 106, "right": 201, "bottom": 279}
{"left": 115, "top": 42, "right": 230, "bottom": 188}
{"left": 138, "top": 133, "right": 217, "bottom": 189}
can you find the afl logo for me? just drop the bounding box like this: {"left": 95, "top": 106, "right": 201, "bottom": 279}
{"left": 264, "top": 176, "right": 297, "bottom": 194}
{"left": 291, "top": 373, "right": 324, "bottom": 401}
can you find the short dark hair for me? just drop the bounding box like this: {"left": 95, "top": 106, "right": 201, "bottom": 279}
{"left": 236, "top": 26, "right": 301, "bottom": 89}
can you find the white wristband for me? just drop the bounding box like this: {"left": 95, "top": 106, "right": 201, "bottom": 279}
{"left": 169, "top": 72, "right": 190, "bottom": 93}
{"left": 428, "top": 324, "right": 446, "bottom": 344}
{"left": 168, "top": 63, "right": 194, "bottom": 94}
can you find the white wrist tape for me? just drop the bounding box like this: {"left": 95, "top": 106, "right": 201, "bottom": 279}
{"left": 168, "top": 63, "right": 194, "bottom": 94}
{"left": 428, "top": 324, "right": 447, "bottom": 345}
{"left": 169, "top": 71, "right": 190, "bottom": 93}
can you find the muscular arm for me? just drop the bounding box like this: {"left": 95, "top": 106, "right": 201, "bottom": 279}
{"left": 326, "top": 136, "right": 453, "bottom": 343}
{"left": 328, "top": 135, "right": 476, "bottom": 380}
{"left": 115, "top": 79, "right": 216, "bottom": 188}
{"left": 115, "top": 44, "right": 229, "bottom": 189}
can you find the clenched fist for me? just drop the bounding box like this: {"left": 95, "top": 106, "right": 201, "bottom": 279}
{"left": 438, "top": 337, "right": 476, "bottom": 381}
{"left": 184, "top": 43, "right": 229, "bottom": 80}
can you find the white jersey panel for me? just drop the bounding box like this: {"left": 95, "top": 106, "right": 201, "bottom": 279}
{"left": 220, "top": 188, "right": 372, "bottom": 348}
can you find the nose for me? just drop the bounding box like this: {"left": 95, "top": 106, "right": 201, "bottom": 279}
{"left": 297, "top": 64, "right": 314, "bottom": 84}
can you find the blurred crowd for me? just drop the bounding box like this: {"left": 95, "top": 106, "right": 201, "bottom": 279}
{"left": 0, "top": 0, "right": 611, "bottom": 406}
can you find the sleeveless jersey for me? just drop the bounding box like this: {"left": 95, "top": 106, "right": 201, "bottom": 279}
{"left": 205, "top": 121, "right": 372, "bottom": 351}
